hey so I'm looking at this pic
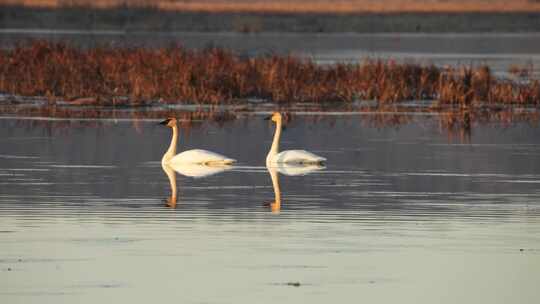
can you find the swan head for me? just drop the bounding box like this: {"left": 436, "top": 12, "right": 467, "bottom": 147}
{"left": 159, "top": 117, "right": 177, "bottom": 128}
{"left": 264, "top": 112, "right": 288, "bottom": 132}
{"left": 264, "top": 112, "right": 282, "bottom": 123}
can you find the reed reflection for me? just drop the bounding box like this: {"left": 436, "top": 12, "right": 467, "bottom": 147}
{"left": 162, "top": 163, "right": 233, "bottom": 208}
{"left": 2, "top": 103, "right": 538, "bottom": 144}
{"left": 265, "top": 163, "right": 325, "bottom": 214}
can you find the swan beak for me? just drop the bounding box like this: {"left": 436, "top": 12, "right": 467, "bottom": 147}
{"left": 263, "top": 115, "right": 271, "bottom": 120}
{"left": 159, "top": 119, "right": 170, "bottom": 125}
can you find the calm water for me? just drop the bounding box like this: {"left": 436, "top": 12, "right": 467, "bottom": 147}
{"left": 1, "top": 31, "right": 540, "bottom": 77}
{"left": 1, "top": 110, "right": 540, "bottom": 303}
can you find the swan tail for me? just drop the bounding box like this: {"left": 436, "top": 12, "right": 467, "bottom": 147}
{"left": 315, "top": 156, "right": 327, "bottom": 164}
{"left": 223, "top": 158, "right": 237, "bottom": 165}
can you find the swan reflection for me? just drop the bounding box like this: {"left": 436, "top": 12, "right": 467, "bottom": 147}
{"left": 266, "top": 163, "right": 325, "bottom": 214}
{"left": 162, "top": 162, "right": 233, "bottom": 208}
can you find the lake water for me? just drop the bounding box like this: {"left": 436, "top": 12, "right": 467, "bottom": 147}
{"left": 1, "top": 108, "right": 540, "bottom": 303}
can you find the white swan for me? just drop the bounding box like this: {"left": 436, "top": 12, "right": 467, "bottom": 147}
{"left": 160, "top": 118, "right": 236, "bottom": 166}
{"left": 265, "top": 112, "right": 326, "bottom": 165}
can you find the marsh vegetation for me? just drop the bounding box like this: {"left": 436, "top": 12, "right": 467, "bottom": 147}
{"left": 1, "top": 41, "right": 539, "bottom": 106}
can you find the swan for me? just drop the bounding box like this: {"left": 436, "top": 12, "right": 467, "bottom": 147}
{"left": 265, "top": 112, "right": 326, "bottom": 165}
{"left": 160, "top": 118, "right": 236, "bottom": 166}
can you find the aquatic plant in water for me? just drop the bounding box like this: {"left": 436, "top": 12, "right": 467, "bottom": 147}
{"left": 0, "top": 41, "right": 538, "bottom": 105}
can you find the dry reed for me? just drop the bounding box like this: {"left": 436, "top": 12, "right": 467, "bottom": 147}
{"left": 0, "top": 41, "right": 538, "bottom": 105}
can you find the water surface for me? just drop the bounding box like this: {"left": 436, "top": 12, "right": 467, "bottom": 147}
{"left": 1, "top": 110, "right": 539, "bottom": 303}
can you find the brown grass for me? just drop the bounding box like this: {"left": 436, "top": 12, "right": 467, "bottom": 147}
{"left": 3, "top": 0, "right": 540, "bottom": 13}
{"left": 0, "top": 41, "right": 538, "bottom": 105}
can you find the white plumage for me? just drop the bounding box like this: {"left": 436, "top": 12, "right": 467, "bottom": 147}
{"left": 169, "top": 149, "right": 236, "bottom": 166}
{"left": 168, "top": 161, "right": 233, "bottom": 178}
{"left": 270, "top": 149, "right": 327, "bottom": 165}
{"left": 265, "top": 112, "right": 327, "bottom": 165}
{"left": 160, "top": 118, "right": 236, "bottom": 166}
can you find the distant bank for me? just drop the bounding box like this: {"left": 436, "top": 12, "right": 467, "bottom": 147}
{"left": 1, "top": 5, "right": 540, "bottom": 33}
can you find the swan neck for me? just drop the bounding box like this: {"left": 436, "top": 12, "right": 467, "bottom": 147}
{"left": 268, "top": 120, "right": 281, "bottom": 161}
{"left": 163, "top": 126, "right": 178, "bottom": 164}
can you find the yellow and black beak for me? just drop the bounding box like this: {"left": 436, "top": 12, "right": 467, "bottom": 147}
{"left": 159, "top": 118, "right": 171, "bottom": 125}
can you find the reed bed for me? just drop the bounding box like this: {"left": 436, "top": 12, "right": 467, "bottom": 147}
{"left": 0, "top": 41, "right": 539, "bottom": 105}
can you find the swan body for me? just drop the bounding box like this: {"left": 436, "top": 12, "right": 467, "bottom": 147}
{"left": 270, "top": 150, "right": 326, "bottom": 165}
{"left": 169, "top": 149, "right": 236, "bottom": 166}
{"left": 160, "top": 118, "right": 236, "bottom": 166}
{"left": 265, "top": 112, "right": 326, "bottom": 165}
